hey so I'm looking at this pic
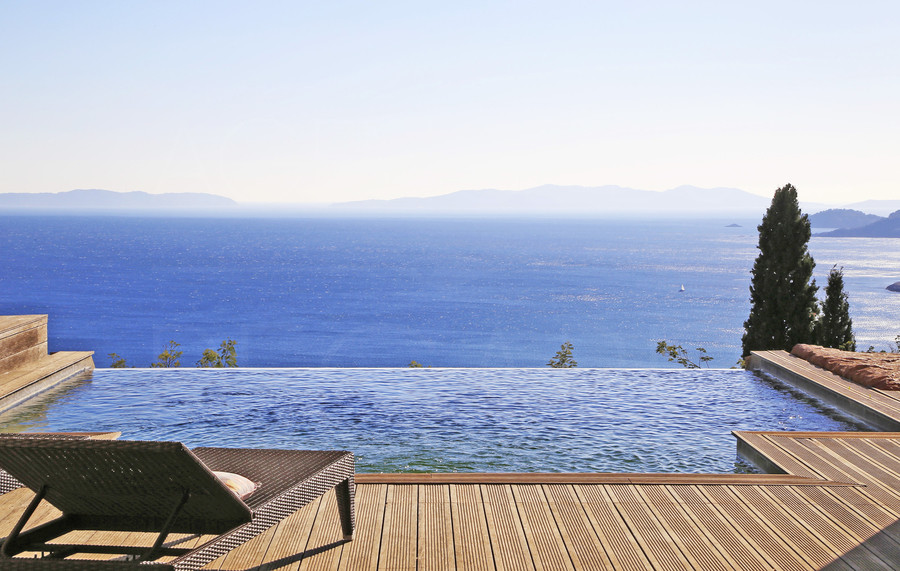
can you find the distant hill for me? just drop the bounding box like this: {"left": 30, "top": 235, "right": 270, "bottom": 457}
{"left": 0, "top": 189, "right": 237, "bottom": 213}
{"left": 334, "top": 184, "right": 773, "bottom": 216}
{"left": 816, "top": 210, "right": 900, "bottom": 237}
{"left": 808, "top": 209, "right": 884, "bottom": 229}
{"left": 841, "top": 199, "right": 900, "bottom": 217}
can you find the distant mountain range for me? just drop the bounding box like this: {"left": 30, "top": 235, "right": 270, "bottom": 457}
{"left": 0, "top": 189, "right": 237, "bottom": 212}
{"left": 2, "top": 187, "right": 898, "bottom": 226}
{"left": 334, "top": 184, "right": 782, "bottom": 216}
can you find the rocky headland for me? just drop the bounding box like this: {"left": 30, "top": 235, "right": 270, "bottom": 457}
{"left": 808, "top": 208, "right": 883, "bottom": 229}
{"left": 815, "top": 210, "right": 900, "bottom": 238}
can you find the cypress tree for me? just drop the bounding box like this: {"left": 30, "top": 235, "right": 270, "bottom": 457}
{"left": 741, "top": 183, "right": 819, "bottom": 356}
{"left": 818, "top": 265, "right": 856, "bottom": 351}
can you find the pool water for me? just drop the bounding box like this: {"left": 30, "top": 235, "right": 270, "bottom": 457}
{"left": 0, "top": 368, "right": 865, "bottom": 473}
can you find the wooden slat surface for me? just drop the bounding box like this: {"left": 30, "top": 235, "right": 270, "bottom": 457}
{"left": 751, "top": 350, "right": 900, "bottom": 425}
{"left": 2, "top": 432, "right": 900, "bottom": 569}
{"left": 0, "top": 351, "right": 94, "bottom": 395}
{"left": 481, "top": 484, "right": 533, "bottom": 571}
{"left": 355, "top": 472, "right": 840, "bottom": 485}
{"left": 449, "top": 484, "right": 493, "bottom": 571}
{"left": 339, "top": 483, "right": 387, "bottom": 571}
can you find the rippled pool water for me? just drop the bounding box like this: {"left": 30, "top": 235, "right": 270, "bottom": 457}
{"left": 1, "top": 368, "right": 865, "bottom": 473}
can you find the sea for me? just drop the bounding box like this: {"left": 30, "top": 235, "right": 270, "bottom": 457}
{"left": 1, "top": 215, "right": 898, "bottom": 368}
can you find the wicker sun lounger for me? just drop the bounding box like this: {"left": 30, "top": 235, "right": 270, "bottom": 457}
{"left": 0, "top": 439, "right": 355, "bottom": 570}
{"left": 0, "top": 433, "right": 121, "bottom": 495}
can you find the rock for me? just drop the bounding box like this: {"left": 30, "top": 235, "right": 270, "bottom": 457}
{"left": 791, "top": 344, "right": 900, "bottom": 390}
{"left": 887, "top": 282, "right": 900, "bottom": 292}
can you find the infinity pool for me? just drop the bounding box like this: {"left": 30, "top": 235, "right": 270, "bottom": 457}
{"left": 0, "top": 368, "right": 864, "bottom": 473}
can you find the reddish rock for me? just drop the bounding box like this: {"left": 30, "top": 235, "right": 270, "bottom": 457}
{"left": 790, "top": 344, "right": 900, "bottom": 390}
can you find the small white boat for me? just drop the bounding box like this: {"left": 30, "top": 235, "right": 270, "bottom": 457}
{"left": 679, "top": 284, "right": 685, "bottom": 292}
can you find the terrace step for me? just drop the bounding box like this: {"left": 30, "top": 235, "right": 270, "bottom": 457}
{"left": 0, "top": 315, "right": 48, "bottom": 373}
{"left": 0, "top": 351, "right": 95, "bottom": 414}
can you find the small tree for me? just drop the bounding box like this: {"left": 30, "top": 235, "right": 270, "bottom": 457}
{"left": 107, "top": 353, "right": 128, "bottom": 368}
{"left": 197, "top": 339, "right": 238, "bottom": 367}
{"left": 655, "top": 341, "right": 713, "bottom": 368}
{"left": 547, "top": 341, "right": 577, "bottom": 368}
{"left": 871, "top": 335, "right": 900, "bottom": 353}
{"left": 742, "top": 183, "right": 819, "bottom": 355}
{"left": 151, "top": 340, "right": 183, "bottom": 368}
{"left": 817, "top": 266, "right": 855, "bottom": 351}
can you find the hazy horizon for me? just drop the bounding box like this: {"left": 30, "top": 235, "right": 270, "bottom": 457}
{"left": 3, "top": 3, "right": 898, "bottom": 205}
{"left": 7, "top": 184, "right": 900, "bottom": 217}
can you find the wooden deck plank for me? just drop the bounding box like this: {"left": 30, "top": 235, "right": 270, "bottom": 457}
{"left": 211, "top": 524, "right": 279, "bottom": 570}
{"left": 698, "top": 485, "right": 818, "bottom": 571}
{"left": 734, "top": 431, "right": 827, "bottom": 478}
{"left": 789, "top": 438, "right": 900, "bottom": 505}
{"left": 604, "top": 485, "right": 694, "bottom": 571}
{"left": 159, "top": 534, "right": 217, "bottom": 566}
{"left": 873, "top": 438, "right": 900, "bottom": 464}
{"left": 818, "top": 485, "right": 900, "bottom": 545}
{"left": 873, "top": 388, "right": 900, "bottom": 406}
{"left": 297, "top": 489, "right": 349, "bottom": 571}
{"left": 0, "top": 478, "right": 898, "bottom": 569}
{"left": 0, "top": 488, "right": 45, "bottom": 536}
{"left": 449, "top": 484, "right": 495, "bottom": 571}
{"left": 765, "top": 436, "right": 871, "bottom": 487}
{"left": 828, "top": 438, "right": 900, "bottom": 484}
{"left": 665, "top": 485, "right": 772, "bottom": 571}
{"left": 418, "top": 484, "right": 454, "bottom": 571}
{"left": 761, "top": 485, "right": 898, "bottom": 570}
{"left": 542, "top": 485, "right": 616, "bottom": 570}
{"left": 338, "top": 484, "right": 388, "bottom": 571}
{"left": 572, "top": 485, "right": 654, "bottom": 571}
{"left": 254, "top": 494, "right": 320, "bottom": 570}
{"left": 798, "top": 486, "right": 900, "bottom": 546}
{"left": 511, "top": 485, "right": 573, "bottom": 571}
{"left": 379, "top": 484, "right": 418, "bottom": 571}
{"left": 481, "top": 485, "right": 535, "bottom": 571}
{"left": 726, "top": 485, "right": 854, "bottom": 571}
{"left": 71, "top": 530, "right": 160, "bottom": 562}
{"left": 356, "top": 472, "right": 833, "bottom": 485}
{"left": 636, "top": 485, "right": 733, "bottom": 571}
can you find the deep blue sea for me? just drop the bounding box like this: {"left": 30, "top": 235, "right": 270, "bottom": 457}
{"left": 1, "top": 215, "right": 898, "bottom": 367}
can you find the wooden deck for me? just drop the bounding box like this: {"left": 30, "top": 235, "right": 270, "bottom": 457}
{"left": 2, "top": 348, "right": 900, "bottom": 568}
{"left": 747, "top": 350, "right": 900, "bottom": 431}
{"left": 0, "top": 314, "right": 94, "bottom": 414}
{"left": 2, "top": 432, "right": 900, "bottom": 569}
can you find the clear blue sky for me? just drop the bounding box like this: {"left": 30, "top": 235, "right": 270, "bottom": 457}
{"left": 2, "top": 1, "right": 898, "bottom": 204}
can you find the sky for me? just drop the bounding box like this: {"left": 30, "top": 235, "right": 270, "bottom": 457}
{"left": 2, "top": 1, "right": 898, "bottom": 205}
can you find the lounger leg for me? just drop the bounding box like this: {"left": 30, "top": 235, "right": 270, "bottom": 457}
{"left": 335, "top": 477, "right": 355, "bottom": 540}
{"left": 142, "top": 487, "right": 192, "bottom": 562}
{"left": 1, "top": 484, "right": 48, "bottom": 558}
